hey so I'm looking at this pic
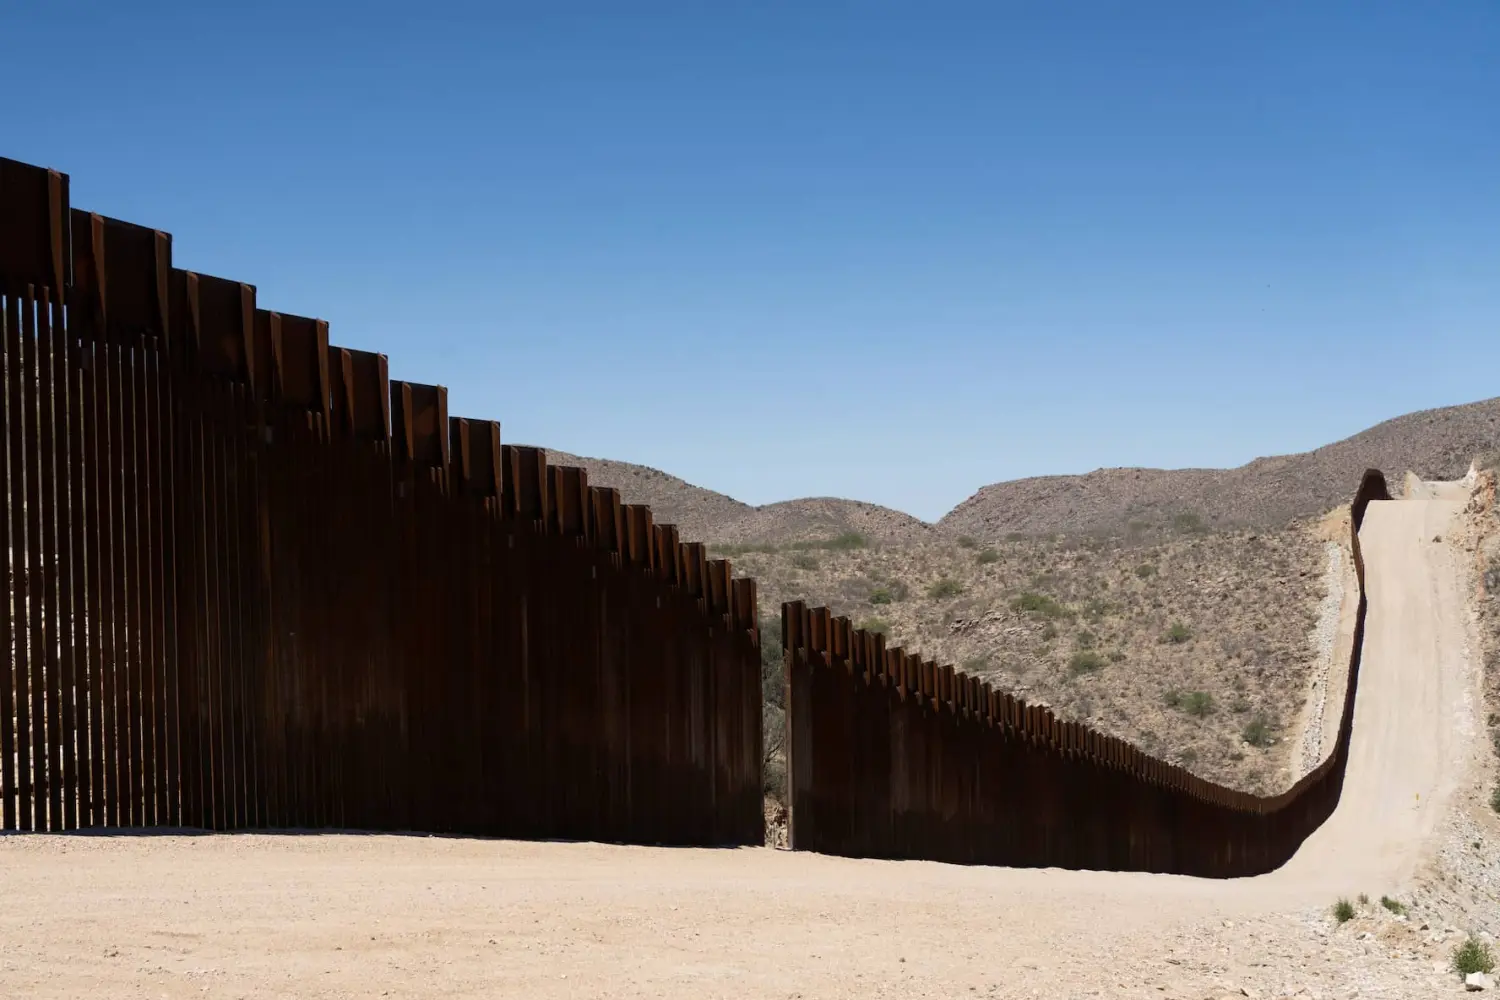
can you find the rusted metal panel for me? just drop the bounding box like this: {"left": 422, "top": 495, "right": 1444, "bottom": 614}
{"left": 0, "top": 156, "right": 767, "bottom": 851}
{"left": 0, "top": 292, "right": 17, "bottom": 830}
{"left": 0, "top": 158, "right": 69, "bottom": 295}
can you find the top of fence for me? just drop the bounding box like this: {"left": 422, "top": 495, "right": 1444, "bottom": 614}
{"left": 0, "top": 155, "right": 759, "bottom": 639}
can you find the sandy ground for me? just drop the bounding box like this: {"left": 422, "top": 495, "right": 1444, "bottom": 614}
{"left": 0, "top": 483, "right": 1488, "bottom": 999}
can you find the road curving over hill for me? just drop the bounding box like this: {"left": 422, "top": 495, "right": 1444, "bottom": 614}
{"left": 0, "top": 480, "right": 1483, "bottom": 999}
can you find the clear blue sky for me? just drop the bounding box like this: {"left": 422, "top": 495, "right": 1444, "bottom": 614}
{"left": 6, "top": 2, "right": 1496, "bottom": 521}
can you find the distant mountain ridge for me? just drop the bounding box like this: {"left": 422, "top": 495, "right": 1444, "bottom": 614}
{"left": 940, "top": 396, "right": 1500, "bottom": 540}
{"left": 541, "top": 396, "right": 1500, "bottom": 544}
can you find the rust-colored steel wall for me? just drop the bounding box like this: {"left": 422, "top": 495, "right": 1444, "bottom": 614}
{"left": 0, "top": 156, "right": 761, "bottom": 844}
{"left": 784, "top": 470, "right": 1391, "bottom": 876}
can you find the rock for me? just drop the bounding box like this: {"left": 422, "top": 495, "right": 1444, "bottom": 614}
{"left": 1466, "top": 971, "right": 1494, "bottom": 991}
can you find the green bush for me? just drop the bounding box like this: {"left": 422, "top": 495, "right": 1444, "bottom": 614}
{"left": 927, "top": 578, "right": 964, "bottom": 599}
{"left": 1490, "top": 785, "right": 1500, "bottom": 813}
{"left": 975, "top": 548, "right": 1000, "bottom": 565}
{"left": 1040, "top": 624, "right": 1058, "bottom": 641}
{"left": 1182, "top": 691, "right": 1214, "bottom": 717}
{"left": 857, "top": 617, "right": 891, "bottom": 636}
{"left": 1242, "top": 714, "right": 1274, "bottom": 747}
{"left": 823, "top": 531, "right": 868, "bottom": 551}
{"left": 1165, "top": 622, "right": 1193, "bottom": 644}
{"left": 868, "top": 588, "right": 893, "bottom": 605}
{"left": 957, "top": 535, "right": 978, "bottom": 549}
{"left": 1069, "top": 651, "right": 1106, "bottom": 676}
{"left": 1173, "top": 512, "right": 1205, "bottom": 534}
{"left": 1453, "top": 935, "right": 1495, "bottom": 977}
{"left": 1074, "top": 630, "right": 1097, "bottom": 649}
{"left": 1379, "top": 896, "right": 1406, "bottom": 915}
{"left": 1010, "top": 592, "right": 1068, "bottom": 618}
{"left": 789, "top": 532, "right": 867, "bottom": 553}
{"left": 790, "top": 553, "right": 818, "bottom": 571}
{"left": 1107, "top": 650, "right": 1126, "bottom": 663}
{"left": 1332, "top": 898, "right": 1355, "bottom": 923}
{"left": 759, "top": 617, "right": 785, "bottom": 710}
{"left": 711, "top": 541, "right": 779, "bottom": 556}
{"left": 1135, "top": 563, "right": 1156, "bottom": 579}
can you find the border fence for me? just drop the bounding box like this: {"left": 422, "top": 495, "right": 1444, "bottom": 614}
{"left": 4, "top": 151, "right": 1395, "bottom": 873}
{"left": 0, "top": 155, "right": 763, "bottom": 843}
{"left": 782, "top": 471, "right": 1390, "bottom": 876}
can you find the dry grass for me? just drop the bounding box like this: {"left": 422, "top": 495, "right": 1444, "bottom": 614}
{"left": 732, "top": 520, "right": 1329, "bottom": 795}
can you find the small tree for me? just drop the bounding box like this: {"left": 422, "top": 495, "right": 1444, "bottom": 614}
{"left": 927, "top": 578, "right": 964, "bottom": 599}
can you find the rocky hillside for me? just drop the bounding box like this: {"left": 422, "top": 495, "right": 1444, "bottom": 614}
{"left": 541, "top": 450, "right": 934, "bottom": 546}
{"left": 942, "top": 396, "right": 1500, "bottom": 540}
{"left": 534, "top": 398, "right": 1500, "bottom": 797}
{"left": 547, "top": 397, "right": 1500, "bottom": 545}
{"left": 739, "top": 518, "right": 1337, "bottom": 796}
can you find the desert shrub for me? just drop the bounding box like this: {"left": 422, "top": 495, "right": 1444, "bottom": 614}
{"left": 1069, "top": 651, "right": 1106, "bottom": 676}
{"left": 1357, "top": 893, "right": 1370, "bottom": 905}
{"left": 1453, "top": 935, "right": 1495, "bottom": 977}
{"left": 1230, "top": 697, "right": 1251, "bottom": 715}
{"left": 957, "top": 535, "right": 978, "bottom": 549}
{"left": 1135, "top": 563, "right": 1156, "bottom": 578}
{"left": 1242, "top": 714, "right": 1274, "bottom": 747}
{"left": 857, "top": 617, "right": 891, "bottom": 636}
{"left": 790, "top": 553, "right": 818, "bottom": 570}
{"left": 1041, "top": 624, "right": 1058, "bottom": 641}
{"left": 1173, "top": 512, "right": 1206, "bottom": 534}
{"left": 712, "top": 541, "right": 779, "bottom": 556}
{"left": 1490, "top": 785, "right": 1500, "bottom": 813}
{"left": 1165, "top": 622, "right": 1193, "bottom": 644}
{"left": 961, "top": 654, "right": 991, "bottom": 673}
{"left": 975, "top": 548, "right": 1000, "bottom": 565}
{"left": 1163, "top": 688, "right": 1182, "bottom": 708}
{"left": 1074, "top": 630, "right": 1097, "bottom": 649}
{"left": 1011, "top": 592, "right": 1068, "bottom": 618}
{"left": 789, "top": 532, "right": 867, "bottom": 553}
{"left": 1005, "top": 532, "right": 1025, "bottom": 542}
{"left": 760, "top": 617, "right": 785, "bottom": 708}
{"left": 928, "top": 578, "right": 964, "bottom": 599}
{"left": 1107, "top": 650, "right": 1126, "bottom": 663}
{"left": 1379, "top": 896, "right": 1407, "bottom": 915}
{"left": 1332, "top": 898, "right": 1355, "bottom": 923}
{"left": 868, "top": 588, "right": 893, "bottom": 605}
{"left": 1181, "top": 691, "right": 1214, "bottom": 717}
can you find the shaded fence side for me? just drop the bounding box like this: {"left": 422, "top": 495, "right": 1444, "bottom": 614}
{"left": 784, "top": 470, "right": 1390, "bottom": 876}
{"left": 0, "top": 155, "right": 761, "bottom": 844}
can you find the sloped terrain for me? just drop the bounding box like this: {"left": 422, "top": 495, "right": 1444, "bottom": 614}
{"left": 942, "top": 396, "right": 1500, "bottom": 540}
{"left": 738, "top": 518, "right": 1333, "bottom": 795}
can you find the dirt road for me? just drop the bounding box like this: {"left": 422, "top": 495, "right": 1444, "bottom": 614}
{"left": 0, "top": 486, "right": 1481, "bottom": 998}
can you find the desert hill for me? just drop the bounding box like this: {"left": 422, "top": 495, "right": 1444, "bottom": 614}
{"left": 545, "top": 396, "right": 1500, "bottom": 544}
{"left": 539, "top": 449, "right": 934, "bottom": 545}
{"left": 942, "top": 396, "right": 1500, "bottom": 540}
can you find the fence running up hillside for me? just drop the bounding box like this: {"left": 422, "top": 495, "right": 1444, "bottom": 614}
{"left": 0, "top": 155, "right": 762, "bottom": 843}
{"left": 783, "top": 470, "right": 1390, "bottom": 876}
